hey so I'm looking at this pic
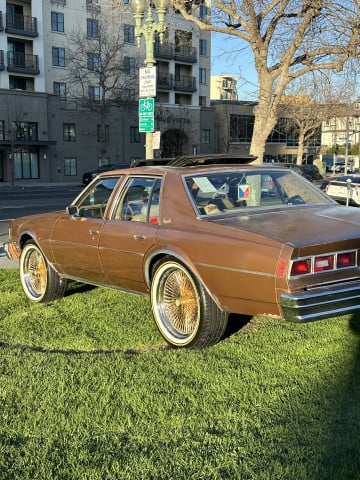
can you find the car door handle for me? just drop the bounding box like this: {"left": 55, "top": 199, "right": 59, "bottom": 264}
{"left": 89, "top": 229, "right": 100, "bottom": 235}
{"left": 133, "top": 234, "right": 145, "bottom": 241}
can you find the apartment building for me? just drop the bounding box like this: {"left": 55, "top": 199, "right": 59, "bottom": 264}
{"left": 210, "top": 75, "right": 238, "bottom": 101}
{"left": 0, "top": 0, "right": 214, "bottom": 183}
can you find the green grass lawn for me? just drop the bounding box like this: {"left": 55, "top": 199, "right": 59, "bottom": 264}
{"left": 1, "top": 268, "right": 360, "bottom": 479}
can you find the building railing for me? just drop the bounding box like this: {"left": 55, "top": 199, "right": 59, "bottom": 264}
{"left": 7, "top": 52, "right": 40, "bottom": 74}
{"left": 174, "top": 75, "right": 197, "bottom": 92}
{"left": 6, "top": 13, "right": 38, "bottom": 37}
{"left": 154, "top": 42, "right": 174, "bottom": 60}
{"left": 155, "top": 43, "right": 198, "bottom": 63}
{"left": 174, "top": 45, "right": 197, "bottom": 63}
{"left": 157, "top": 72, "right": 174, "bottom": 90}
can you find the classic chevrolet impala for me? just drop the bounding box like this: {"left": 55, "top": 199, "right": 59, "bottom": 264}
{"left": 4, "top": 155, "right": 360, "bottom": 348}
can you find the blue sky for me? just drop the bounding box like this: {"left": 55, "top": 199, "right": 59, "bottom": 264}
{"left": 211, "top": 32, "right": 259, "bottom": 100}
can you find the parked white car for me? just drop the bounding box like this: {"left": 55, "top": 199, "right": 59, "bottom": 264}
{"left": 326, "top": 175, "right": 360, "bottom": 206}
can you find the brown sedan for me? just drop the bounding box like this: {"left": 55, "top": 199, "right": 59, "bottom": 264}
{"left": 4, "top": 155, "right": 360, "bottom": 348}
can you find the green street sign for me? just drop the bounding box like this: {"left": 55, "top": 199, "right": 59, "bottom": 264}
{"left": 139, "top": 98, "right": 154, "bottom": 115}
{"left": 139, "top": 115, "right": 154, "bottom": 133}
{"left": 139, "top": 98, "right": 155, "bottom": 132}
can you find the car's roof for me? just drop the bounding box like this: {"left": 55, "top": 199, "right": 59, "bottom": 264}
{"left": 101, "top": 163, "right": 293, "bottom": 178}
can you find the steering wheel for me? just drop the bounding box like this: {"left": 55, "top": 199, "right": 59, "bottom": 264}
{"left": 122, "top": 203, "right": 135, "bottom": 220}
{"left": 287, "top": 195, "right": 305, "bottom": 205}
{"left": 212, "top": 183, "right": 229, "bottom": 199}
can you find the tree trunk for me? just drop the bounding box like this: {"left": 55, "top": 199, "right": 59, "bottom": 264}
{"left": 250, "top": 86, "right": 278, "bottom": 164}
{"left": 296, "top": 130, "right": 305, "bottom": 165}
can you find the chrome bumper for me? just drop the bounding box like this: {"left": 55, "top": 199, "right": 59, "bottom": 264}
{"left": 281, "top": 279, "right": 360, "bottom": 323}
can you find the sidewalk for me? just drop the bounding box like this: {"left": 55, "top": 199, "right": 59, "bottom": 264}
{"left": 0, "top": 181, "right": 81, "bottom": 189}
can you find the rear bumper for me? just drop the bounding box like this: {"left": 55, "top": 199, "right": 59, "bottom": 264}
{"left": 281, "top": 279, "right": 360, "bottom": 323}
{"left": 3, "top": 241, "right": 21, "bottom": 260}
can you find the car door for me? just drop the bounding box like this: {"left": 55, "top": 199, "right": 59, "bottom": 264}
{"left": 99, "top": 176, "right": 162, "bottom": 292}
{"left": 51, "top": 177, "right": 119, "bottom": 282}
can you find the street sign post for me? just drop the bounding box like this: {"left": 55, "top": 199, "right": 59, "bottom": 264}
{"left": 139, "top": 98, "right": 155, "bottom": 133}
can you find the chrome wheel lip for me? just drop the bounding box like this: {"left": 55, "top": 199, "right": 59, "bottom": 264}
{"left": 151, "top": 262, "right": 201, "bottom": 346}
{"left": 20, "top": 245, "right": 48, "bottom": 302}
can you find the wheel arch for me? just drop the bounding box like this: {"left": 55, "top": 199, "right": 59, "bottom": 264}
{"left": 144, "top": 249, "right": 225, "bottom": 312}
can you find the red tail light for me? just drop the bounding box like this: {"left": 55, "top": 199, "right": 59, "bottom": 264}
{"left": 314, "top": 255, "right": 334, "bottom": 272}
{"left": 291, "top": 259, "right": 311, "bottom": 276}
{"left": 337, "top": 251, "right": 356, "bottom": 268}
{"left": 290, "top": 250, "right": 357, "bottom": 277}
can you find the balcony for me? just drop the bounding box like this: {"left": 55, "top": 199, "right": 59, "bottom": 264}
{"left": 157, "top": 73, "right": 174, "bottom": 90}
{"left": 7, "top": 52, "right": 40, "bottom": 75}
{"left": 154, "top": 42, "right": 173, "bottom": 60}
{"left": 0, "top": 12, "right": 4, "bottom": 32}
{"left": 174, "top": 75, "right": 197, "bottom": 92}
{"left": 174, "top": 45, "right": 197, "bottom": 63}
{"left": 6, "top": 13, "right": 38, "bottom": 38}
{"left": 0, "top": 50, "right": 4, "bottom": 70}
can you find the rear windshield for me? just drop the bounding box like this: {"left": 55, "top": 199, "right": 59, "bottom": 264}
{"left": 184, "top": 168, "right": 333, "bottom": 216}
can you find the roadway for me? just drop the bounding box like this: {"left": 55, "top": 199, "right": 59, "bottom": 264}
{"left": 0, "top": 183, "right": 83, "bottom": 269}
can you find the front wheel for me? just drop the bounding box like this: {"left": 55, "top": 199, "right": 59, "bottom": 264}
{"left": 150, "top": 259, "right": 228, "bottom": 348}
{"left": 20, "top": 241, "right": 67, "bottom": 303}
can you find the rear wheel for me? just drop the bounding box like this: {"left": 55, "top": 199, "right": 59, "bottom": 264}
{"left": 150, "top": 258, "right": 228, "bottom": 348}
{"left": 20, "top": 241, "right": 67, "bottom": 303}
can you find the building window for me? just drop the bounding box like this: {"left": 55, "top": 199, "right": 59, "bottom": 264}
{"left": 199, "top": 3, "right": 208, "bottom": 20}
{"left": 63, "top": 123, "right": 76, "bottom": 142}
{"left": 87, "top": 18, "right": 99, "bottom": 38}
{"left": 51, "top": 12, "right": 64, "bottom": 32}
{"left": 130, "top": 126, "right": 140, "bottom": 143}
{"left": 52, "top": 47, "right": 65, "bottom": 67}
{"left": 9, "top": 77, "right": 26, "bottom": 90}
{"left": 199, "top": 39, "right": 207, "bottom": 56}
{"left": 199, "top": 68, "right": 207, "bottom": 84}
{"left": 87, "top": 53, "right": 99, "bottom": 71}
{"left": 97, "top": 124, "right": 109, "bottom": 142}
{"left": 13, "top": 122, "right": 38, "bottom": 141}
{"left": 201, "top": 129, "right": 210, "bottom": 144}
{"left": 64, "top": 157, "right": 77, "bottom": 176}
{"left": 124, "top": 57, "right": 136, "bottom": 75}
{"left": 229, "top": 115, "right": 254, "bottom": 142}
{"left": 0, "top": 121, "right": 4, "bottom": 141}
{"left": 14, "top": 149, "right": 39, "bottom": 180}
{"left": 199, "top": 95, "right": 206, "bottom": 107}
{"left": 53, "top": 82, "right": 67, "bottom": 100}
{"left": 124, "top": 25, "right": 134, "bottom": 43}
{"left": 88, "top": 86, "right": 100, "bottom": 101}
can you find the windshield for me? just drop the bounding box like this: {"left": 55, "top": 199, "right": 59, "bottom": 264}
{"left": 184, "top": 168, "right": 333, "bottom": 215}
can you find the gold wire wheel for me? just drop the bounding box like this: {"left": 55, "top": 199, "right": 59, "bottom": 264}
{"left": 21, "top": 244, "right": 48, "bottom": 300}
{"left": 162, "top": 269, "right": 199, "bottom": 334}
{"left": 152, "top": 261, "right": 201, "bottom": 346}
{"left": 26, "top": 249, "right": 47, "bottom": 295}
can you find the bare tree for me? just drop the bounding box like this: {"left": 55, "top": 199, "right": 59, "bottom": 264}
{"left": 63, "top": 6, "right": 138, "bottom": 162}
{"left": 278, "top": 73, "right": 354, "bottom": 164}
{"left": 173, "top": 0, "right": 360, "bottom": 163}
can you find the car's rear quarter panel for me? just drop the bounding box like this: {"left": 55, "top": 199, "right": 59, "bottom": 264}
{"left": 156, "top": 173, "right": 289, "bottom": 316}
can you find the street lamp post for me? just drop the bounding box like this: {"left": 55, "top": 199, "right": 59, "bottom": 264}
{"left": 131, "top": 0, "right": 169, "bottom": 161}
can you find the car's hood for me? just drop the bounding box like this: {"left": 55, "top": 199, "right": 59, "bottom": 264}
{"left": 208, "top": 205, "right": 360, "bottom": 247}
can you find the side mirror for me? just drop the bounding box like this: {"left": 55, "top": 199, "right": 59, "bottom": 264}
{"left": 66, "top": 205, "right": 79, "bottom": 216}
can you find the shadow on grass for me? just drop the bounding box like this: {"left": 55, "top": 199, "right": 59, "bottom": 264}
{"left": 0, "top": 338, "right": 170, "bottom": 356}
{"left": 64, "top": 281, "right": 97, "bottom": 297}
{"left": 222, "top": 313, "right": 253, "bottom": 340}
{"left": 317, "top": 312, "right": 360, "bottom": 478}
